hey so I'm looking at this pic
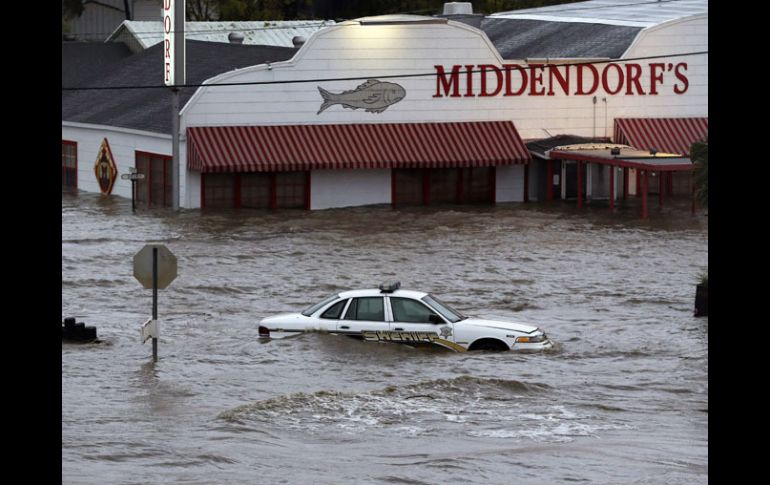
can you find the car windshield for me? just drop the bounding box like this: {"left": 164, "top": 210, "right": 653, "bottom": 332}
{"left": 301, "top": 293, "right": 340, "bottom": 317}
{"left": 421, "top": 294, "right": 466, "bottom": 323}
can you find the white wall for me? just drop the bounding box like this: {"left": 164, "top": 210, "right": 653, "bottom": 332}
{"left": 181, "top": 16, "right": 708, "bottom": 141}
{"left": 496, "top": 165, "right": 524, "bottom": 203}
{"left": 311, "top": 169, "right": 391, "bottom": 209}
{"left": 62, "top": 122, "right": 172, "bottom": 200}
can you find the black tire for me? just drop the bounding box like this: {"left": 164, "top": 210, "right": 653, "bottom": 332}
{"left": 468, "top": 338, "right": 509, "bottom": 351}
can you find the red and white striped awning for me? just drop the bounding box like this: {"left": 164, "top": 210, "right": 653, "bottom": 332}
{"left": 187, "top": 121, "right": 531, "bottom": 173}
{"left": 614, "top": 117, "right": 708, "bottom": 156}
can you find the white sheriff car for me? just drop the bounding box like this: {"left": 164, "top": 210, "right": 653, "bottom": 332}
{"left": 259, "top": 283, "right": 553, "bottom": 352}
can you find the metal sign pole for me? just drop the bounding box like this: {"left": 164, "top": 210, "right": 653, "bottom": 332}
{"left": 171, "top": 90, "right": 180, "bottom": 211}
{"left": 152, "top": 247, "right": 158, "bottom": 361}
{"left": 134, "top": 243, "right": 176, "bottom": 362}
{"left": 170, "top": 0, "right": 185, "bottom": 211}
{"left": 121, "top": 169, "right": 144, "bottom": 212}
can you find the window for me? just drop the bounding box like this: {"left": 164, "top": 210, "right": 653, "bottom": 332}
{"left": 201, "top": 171, "right": 309, "bottom": 209}
{"left": 422, "top": 295, "right": 465, "bottom": 323}
{"left": 203, "top": 173, "right": 236, "bottom": 209}
{"left": 392, "top": 167, "right": 494, "bottom": 206}
{"left": 62, "top": 141, "right": 77, "bottom": 190}
{"left": 321, "top": 299, "right": 348, "bottom": 319}
{"left": 461, "top": 167, "right": 494, "bottom": 204}
{"left": 135, "top": 151, "right": 172, "bottom": 207}
{"left": 240, "top": 173, "right": 272, "bottom": 209}
{"left": 344, "top": 297, "right": 384, "bottom": 321}
{"left": 391, "top": 297, "right": 437, "bottom": 323}
{"left": 429, "top": 169, "right": 459, "bottom": 205}
{"left": 392, "top": 169, "right": 424, "bottom": 205}
{"left": 275, "top": 172, "right": 309, "bottom": 209}
{"left": 302, "top": 294, "right": 341, "bottom": 317}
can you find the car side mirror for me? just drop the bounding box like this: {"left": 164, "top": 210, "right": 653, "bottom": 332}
{"left": 428, "top": 314, "right": 443, "bottom": 324}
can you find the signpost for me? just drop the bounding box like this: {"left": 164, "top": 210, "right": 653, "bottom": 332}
{"left": 164, "top": 0, "right": 185, "bottom": 211}
{"left": 121, "top": 167, "right": 145, "bottom": 212}
{"left": 134, "top": 244, "right": 177, "bottom": 361}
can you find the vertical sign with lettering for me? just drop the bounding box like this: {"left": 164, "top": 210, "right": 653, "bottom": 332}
{"left": 163, "top": 0, "right": 174, "bottom": 86}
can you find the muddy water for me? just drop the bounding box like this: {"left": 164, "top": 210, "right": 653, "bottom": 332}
{"left": 62, "top": 192, "right": 707, "bottom": 484}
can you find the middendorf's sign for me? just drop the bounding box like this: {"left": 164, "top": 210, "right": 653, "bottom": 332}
{"left": 163, "top": 0, "right": 175, "bottom": 85}
{"left": 433, "top": 62, "right": 690, "bottom": 98}
{"left": 163, "top": 0, "right": 185, "bottom": 86}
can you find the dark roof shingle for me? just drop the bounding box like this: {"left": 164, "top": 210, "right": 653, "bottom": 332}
{"left": 62, "top": 40, "right": 297, "bottom": 134}
{"left": 480, "top": 18, "right": 641, "bottom": 59}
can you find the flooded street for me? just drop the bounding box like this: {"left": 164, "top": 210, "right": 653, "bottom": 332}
{"left": 62, "top": 192, "right": 707, "bottom": 484}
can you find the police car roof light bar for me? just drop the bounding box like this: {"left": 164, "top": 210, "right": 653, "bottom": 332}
{"left": 379, "top": 281, "right": 401, "bottom": 293}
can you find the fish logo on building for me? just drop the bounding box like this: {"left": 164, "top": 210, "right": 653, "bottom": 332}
{"left": 317, "top": 80, "right": 405, "bottom": 115}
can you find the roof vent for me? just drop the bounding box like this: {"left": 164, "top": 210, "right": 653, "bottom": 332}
{"left": 443, "top": 2, "right": 473, "bottom": 15}
{"left": 292, "top": 35, "right": 306, "bottom": 48}
{"left": 228, "top": 32, "right": 244, "bottom": 44}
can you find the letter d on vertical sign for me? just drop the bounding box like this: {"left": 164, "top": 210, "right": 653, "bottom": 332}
{"left": 163, "top": 0, "right": 174, "bottom": 86}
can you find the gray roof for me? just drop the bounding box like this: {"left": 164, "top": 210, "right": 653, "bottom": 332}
{"left": 480, "top": 17, "right": 641, "bottom": 59}
{"left": 61, "top": 42, "right": 133, "bottom": 88}
{"left": 62, "top": 40, "right": 297, "bottom": 135}
{"left": 489, "top": 0, "right": 708, "bottom": 28}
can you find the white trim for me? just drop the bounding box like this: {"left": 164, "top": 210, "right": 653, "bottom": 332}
{"left": 62, "top": 121, "right": 172, "bottom": 140}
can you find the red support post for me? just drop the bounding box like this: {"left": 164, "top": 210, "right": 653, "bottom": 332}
{"left": 641, "top": 170, "right": 649, "bottom": 219}
{"left": 609, "top": 165, "right": 615, "bottom": 212}
{"left": 546, "top": 160, "right": 553, "bottom": 201}
{"left": 577, "top": 162, "right": 583, "bottom": 209}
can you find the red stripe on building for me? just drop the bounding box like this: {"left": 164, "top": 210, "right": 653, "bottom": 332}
{"left": 187, "top": 121, "right": 531, "bottom": 173}
{"left": 614, "top": 117, "right": 708, "bottom": 156}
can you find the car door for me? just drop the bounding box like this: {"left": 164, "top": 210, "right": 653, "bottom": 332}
{"left": 336, "top": 296, "right": 390, "bottom": 336}
{"left": 316, "top": 298, "right": 350, "bottom": 332}
{"left": 387, "top": 296, "right": 455, "bottom": 345}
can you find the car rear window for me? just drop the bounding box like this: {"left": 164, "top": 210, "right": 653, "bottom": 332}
{"left": 320, "top": 299, "right": 348, "bottom": 319}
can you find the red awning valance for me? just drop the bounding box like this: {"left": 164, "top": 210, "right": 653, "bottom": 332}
{"left": 614, "top": 117, "right": 708, "bottom": 156}
{"left": 187, "top": 121, "right": 531, "bottom": 173}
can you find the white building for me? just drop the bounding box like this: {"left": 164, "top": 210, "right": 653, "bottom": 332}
{"left": 62, "top": 0, "right": 708, "bottom": 212}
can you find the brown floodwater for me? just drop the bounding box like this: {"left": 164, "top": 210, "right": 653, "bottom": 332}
{"left": 62, "top": 191, "right": 707, "bottom": 484}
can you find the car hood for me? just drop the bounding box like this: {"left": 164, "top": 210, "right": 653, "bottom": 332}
{"left": 260, "top": 313, "right": 305, "bottom": 324}
{"left": 460, "top": 317, "right": 540, "bottom": 334}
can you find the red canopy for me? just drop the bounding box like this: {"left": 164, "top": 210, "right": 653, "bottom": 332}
{"left": 187, "top": 121, "right": 531, "bottom": 173}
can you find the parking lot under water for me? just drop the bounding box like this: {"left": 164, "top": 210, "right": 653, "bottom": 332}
{"left": 62, "top": 192, "right": 707, "bottom": 484}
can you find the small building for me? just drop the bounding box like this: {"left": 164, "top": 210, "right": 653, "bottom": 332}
{"left": 62, "top": 1, "right": 708, "bottom": 213}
